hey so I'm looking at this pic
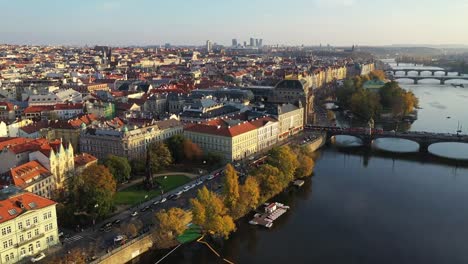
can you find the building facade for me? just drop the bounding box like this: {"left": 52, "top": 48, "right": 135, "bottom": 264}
{"left": 0, "top": 188, "right": 59, "bottom": 264}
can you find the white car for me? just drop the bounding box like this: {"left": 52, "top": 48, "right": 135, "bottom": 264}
{"left": 160, "top": 197, "right": 167, "bottom": 203}
{"left": 207, "top": 175, "right": 215, "bottom": 180}
{"left": 183, "top": 186, "right": 191, "bottom": 192}
{"left": 31, "top": 253, "right": 46, "bottom": 262}
{"left": 114, "top": 235, "right": 125, "bottom": 243}
{"left": 176, "top": 190, "right": 184, "bottom": 196}
{"left": 196, "top": 180, "right": 204, "bottom": 185}
{"left": 130, "top": 211, "right": 138, "bottom": 217}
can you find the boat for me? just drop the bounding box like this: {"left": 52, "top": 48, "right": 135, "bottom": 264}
{"left": 293, "top": 180, "right": 305, "bottom": 187}
{"left": 249, "top": 202, "right": 289, "bottom": 228}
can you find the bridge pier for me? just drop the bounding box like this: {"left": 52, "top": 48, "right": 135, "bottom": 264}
{"left": 413, "top": 79, "right": 418, "bottom": 84}
{"left": 417, "top": 70, "right": 421, "bottom": 76}
{"left": 440, "top": 79, "right": 445, "bottom": 85}
{"left": 445, "top": 71, "right": 449, "bottom": 76}
{"left": 419, "top": 142, "right": 430, "bottom": 153}
{"left": 458, "top": 72, "right": 462, "bottom": 76}
{"left": 431, "top": 71, "right": 435, "bottom": 76}
{"left": 404, "top": 70, "right": 409, "bottom": 76}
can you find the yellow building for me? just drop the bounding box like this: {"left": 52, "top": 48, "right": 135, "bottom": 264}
{"left": 184, "top": 119, "right": 258, "bottom": 161}
{"left": 0, "top": 187, "right": 59, "bottom": 264}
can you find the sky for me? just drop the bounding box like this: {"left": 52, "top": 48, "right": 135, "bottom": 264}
{"left": 2, "top": 0, "right": 468, "bottom": 46}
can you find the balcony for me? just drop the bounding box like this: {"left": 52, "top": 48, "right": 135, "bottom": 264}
{"left": 20, "top": 224, "right": 36, "bottom": 232}
{"left": 15, "top": 233, "right": 45, "bottom": 248}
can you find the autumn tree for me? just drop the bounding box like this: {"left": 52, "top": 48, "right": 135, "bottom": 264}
{"left": 121, "top": 223, "right": 138, "bottom": 239}
{"left": 369, "top": 70, "right": 386, "bottom": 81}
{"left": 50, "top": 248, "right": 87, "bottom": 264}
{"left": 104, "top": 155, "right": 131, "bottom": 183}
{"left": 190, "top": 187, "right": 236, "bottom": 239}
{"left": 253, "top": 164, "right": 285, "bottom": 201}
{"left": 267, "top": 146, "right": 299, "bottom": 182}
{"left": 148, "top": 141, "right": 173, "bottom": 173}
{"left": 152, "top": 208, "right": 192, "bottom": 248}
{"left": 183, "top": 139, "right": 203, "bottom": 161}
{"left": 223, "top": 164, "right": 240, "bottom": 212}
{"left": 294, "top": 148, "right": 316, "bottom": 178}
{"left": 235, "top": 176, "right": 260, "bottom": 218}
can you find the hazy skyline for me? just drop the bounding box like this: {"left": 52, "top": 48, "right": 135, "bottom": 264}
{"left": 2, "top": 0, "right": 468, "bottom": 46}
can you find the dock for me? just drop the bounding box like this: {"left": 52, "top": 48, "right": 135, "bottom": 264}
{"left": 249, "top": 202, "right": 289, "bottom": 228}
{"left": 293, "top": 180, "right": 304, "bottom": 187}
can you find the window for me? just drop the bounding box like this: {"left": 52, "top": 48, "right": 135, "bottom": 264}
{"left": 3, "top": 241, "right": 8, "bottom": 249}
{"left": 28, "top": 244, "right": 33, "bottom": 253}
{"left": 34, "top": 229, "right": 39, "bottom": 236}
{"left": 33, "top": 216, "right": 38, "bottom": 224}
{"left": 27, "top": 232, "right": 32, "bottom": 239}
{"left": 25, "top": 219, "right": 30, "bottom": 227}
{"left": 19, "top": 234, "right": 24, "bottom": 243}
{"left": 20, "top": 248, "right": 26, "bottom": 256}
{"left": 36, "top": 241, "right": 40, "bottom": 249}
{"left": 8, "top": 239, "right": 12, "bottom": 247}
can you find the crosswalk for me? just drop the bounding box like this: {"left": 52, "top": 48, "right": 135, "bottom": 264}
{"left": 64, "top": 235, "right": 83, "bottom": 243}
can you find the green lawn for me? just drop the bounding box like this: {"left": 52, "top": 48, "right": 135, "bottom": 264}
{"left": 115, "top": 175, "right": 192, "bottom": 205}
{"left": 177, "top": 224, "right": 202, "bottom": 244}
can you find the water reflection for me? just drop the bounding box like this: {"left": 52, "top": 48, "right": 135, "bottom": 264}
{"left": 429, "top": 143, "right": 468, "bottom": 160}
{"left": 332, "top": 135, "right": 363, "bottom": 147}
{"left": 372, "top": 138, "right": 419, "bottom": 153}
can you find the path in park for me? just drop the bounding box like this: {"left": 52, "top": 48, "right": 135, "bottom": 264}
{"left": 118, "top": 172, "right": 198, "bottom": 191}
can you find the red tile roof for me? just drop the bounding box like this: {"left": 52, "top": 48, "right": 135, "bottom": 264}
{"left": 19, "top": 121, "right": 49, "bottom": 134}
{"left": 249, "top": 116, "right": 278, "bottom": 128}
{"left": 74, "top": 153, "right": 97, "bottom": 167}
{"left": 0, "top": 137, "right": 31, "bottom": 150}
{"left": 0, "top": 102, "right": 15, "bottom": 111}
{"left": 0, "top": 191, "right": 55, "bottom": 224}
{"left": 23, "top": 105, "right": 54, "bottom": 114}
{"left": 185, "top": 120, "right": 257, "bottom": 137}
{"left": 10, "top": 160, "right": 51, "bottom": 188}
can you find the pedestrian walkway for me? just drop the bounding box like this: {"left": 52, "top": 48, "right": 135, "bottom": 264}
{"left": 64, "top": 235, "right": 83, "bottom": 244}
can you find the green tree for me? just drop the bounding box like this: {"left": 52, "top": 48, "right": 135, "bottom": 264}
{"left": 69, "top": 164, "right": 117, "bottom": 219}
{"left": 152, "top": 208, "right": 192, "bottom": 248}
{"left": 350, "top": 89, "right": 381, "bottom": 121}
{"left": 223, "top": 164, "right": 240, "bottom": 212}
{"left": 190, "top": 187, "right": 236, "bottom": 239}
{"left": 166, "top": 135, "right": 185, "bottom": 163}
{"left": 148, "top": 142, "right": 173, "bottom": 173}
{"left": 130, "top": 159, "right": 146, "bottom": 176}
{"left": 104, "top": 155, "right": 131, "bottom": 183}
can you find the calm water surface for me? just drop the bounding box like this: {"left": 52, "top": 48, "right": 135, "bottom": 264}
{"left": 136, "top": 62, "right": 468, "bottom": 264}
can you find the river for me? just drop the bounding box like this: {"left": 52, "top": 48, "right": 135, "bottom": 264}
{"left": 135, "top": 61, "right": 468, "bottom": 264}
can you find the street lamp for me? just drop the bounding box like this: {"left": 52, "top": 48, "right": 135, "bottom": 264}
{"left": 92, "top": 204, "right": 99, "bottom": 231}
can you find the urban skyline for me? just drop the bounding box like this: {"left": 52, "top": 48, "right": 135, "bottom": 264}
{"left": 2, "top": 0, "right": 468, "bottom": 46}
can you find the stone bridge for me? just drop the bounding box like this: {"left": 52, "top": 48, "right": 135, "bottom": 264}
{"left": 327, "top": 130, "right": 468, "bottom": 152}
{"left": 391, "top": 75, "right": 468, "bottom": 85}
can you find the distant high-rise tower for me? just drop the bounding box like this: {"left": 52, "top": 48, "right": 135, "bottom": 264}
{"left": 255, "top": 39, "right": 259, "bottom": 47}
{"left": 259, "top": 39, "right": 263, "bottom": 47}
{"left": 243, "top": 41, "right": 247, "bottom": 47}
{"left": 250, "top": 38, "right": 255, "bottom": 47}
{"left": 206, "top": 40, "right": 212, "bottom": 52}
{"left": 232, "top": 39, "right": 238, "bottom": 47}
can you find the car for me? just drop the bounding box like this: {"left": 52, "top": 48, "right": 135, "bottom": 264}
{"left": 112, "top": 219, "right": 121, "bottom": 225}
{"left": 190, "top": 183, "right": 196, "bottom": 189}
{"left": 196, "top": 180, "right": 204, "bottom": 185}
{"left": 99, "top": 222, "right": 112, "bottom": 231}
{"left": 207, "top": 175, "right": 215, "bottom": 180}
{"left": 130, "top": 211, "right": 138, "bottom": 217}
{"left": 248, "top": 156, "right": 256, "bottom": 161}
{"left": 234, "top": 163, "right": 241, "bottom": 168}
{"left": 140, "top": 206, "right": 150, "bottom": 212}
{"left": 153, "top": 200, "right": 160, "bottom": 206}
{"left": 113, "top": 235, "right": 126, "bottom": 244}
{"left": 160, "top": 197, "right": 167, "bottom": 203}
{"left": 31, "top": 253, "right": 46, "bottom": 262}
{"left": 183, "top": 186, "right": 191, "bottom": 192}
{"left": 175, "top": 190, "right": 184, "bottom": 196}
{"left": 168, "top": 194, "right": 181, "bottom": 200}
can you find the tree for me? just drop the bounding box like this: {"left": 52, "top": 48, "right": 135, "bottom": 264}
{"left": 104, "top": 155, "right": 131, "bottom": 183}
{"left": 253, "top": 164, "right": 285, "bottom": 201}
{"left": 235, "top": 176, "right": 260, "bottom": 218}
{"left": 295, "top": 151, "right": 315, "bottom": 178}
{"left": 223, "top": 164, "right": 240, "bottom": 212}
{"left": 350, "top": 89, "right": 381, "bottom": 121}
{"left": 190, "top": 187, "right": 236, "bottom": 239}
{"left": 369, "top": 70, "right": 386, "bottom": 81}
{"left": 50, "top": 248, "right": 87, "bottom": 264}
{"left": 267, "top": 146, "right": 299, "bottom": 183}
{"left": 148, "top": 141, "right": 173, "bottom": 173}
{"left": 130, "top": 159, "right": 146, "bottom": 176}
{"left": 152, "top": 208, "right": 192, "bottom": 248}
{"left": 183, "top": 139, "right": 203, "bottom": 161}
{"left": 166, "top": 135, "right": 185, "bottom": 163}
{"left": 69, "top": 164, "right": 117, "bottom": 219}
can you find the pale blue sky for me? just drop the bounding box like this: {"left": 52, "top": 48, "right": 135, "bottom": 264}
{"left": 2, "top": 0, "right": 467, "bottom": 46}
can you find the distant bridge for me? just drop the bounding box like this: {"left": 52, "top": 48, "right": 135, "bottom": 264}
{"left": 388, "top": 68, "right": 461, "bottom": 77}
{"left": 306, "top": 126, "right": 468, "bottom": 153}
{"left": 391, "top": 75, "right": 468, "bottom": 85}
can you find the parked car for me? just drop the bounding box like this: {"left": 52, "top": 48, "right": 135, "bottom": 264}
{"left": 183, "top": 186, "right": 191, "bottom": 192}
{"left": 31, "top": 253, "right": 46, "bottom": 262}
{"left": 153, "top": 200, "right": 160, "bottom": 206}
{"left": 112, "top": 219, "right": 121, "bottom": 225}
{"left": 168, "top": 194, "right": 181, "bottom": 200}
{"left": 99, "top": 222, "right": 112, "bottom": 231}
{"left": 113, "top": 235, "right": 126, "bottom": 244}
{"left": 140, "top": 206, "right": 150, "bottom": 212}
{"left": 175, "top": 190, "right": 184, "bottom": 196}
{"left": 160, "top": 197, "right": 167, "bottom": 203}
{"left": 207, "top": 175, "right": 215, "bottom": 180}
{"left": 130, "top": 211, "right": 138, "bottom": 217}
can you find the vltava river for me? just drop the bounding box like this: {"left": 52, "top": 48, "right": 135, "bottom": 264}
{"left": 135, "top": 62, "right": 468, "bottom": 264}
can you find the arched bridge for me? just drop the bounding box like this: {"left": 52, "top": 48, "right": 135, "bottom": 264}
{"left": 388, "top": 69, "right": 461, "bottom": 77}
{"left": 392, "top": 75, "right": 468, "bottom": 85}
{"left": 305, "top": 126, "right": 468, "bottom": 152}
